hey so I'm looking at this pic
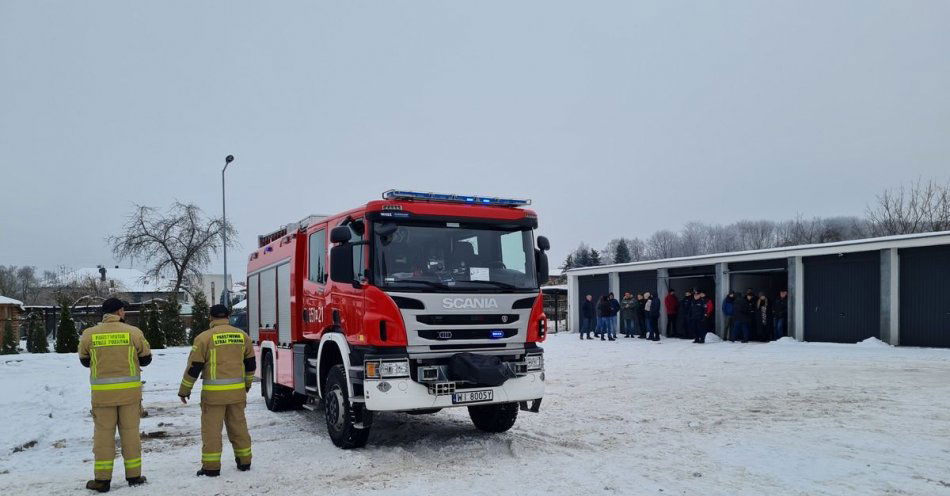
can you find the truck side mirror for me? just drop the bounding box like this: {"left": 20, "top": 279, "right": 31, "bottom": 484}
{"left": 330, "top": 226, "right": 352, "bottom": 244}
{"left": 330, "top": 245, "right": 355, "bottom": 284}
{"left": 537, "top": 235, "right": 550, "bottom": 251}
{"left": 536, "top": 249, "right": 549, "bottom": 284}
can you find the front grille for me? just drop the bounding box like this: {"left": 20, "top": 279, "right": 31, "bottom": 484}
{"left": 416, "top": 314, "right": 520, "bottom": 325}
{"left": 418, "top": 329, "right": 518, "bottom": 341}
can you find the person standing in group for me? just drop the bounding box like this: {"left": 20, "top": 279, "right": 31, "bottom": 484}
{"left": 620, "top": 292, "right": 636, "bottom": 338}
{"left": 664, "top": 290, "right": 679, "bottom": 338}
{"left": 581, "top": 294, "right": 595, "bottom": 340}
{"left": 179, "top": 304, "right": 256, "bottom": 477}
{"left": 636, "top": 293, "right": 647, "bottom": 339}
{"left": 703, "top": 291, "right": 715, "bottom": 334}
{"left": 78, "top": 298, "right": 152, "bottom": 493}
{"left": 606, "top": 292, "right": 620, "bottom": 341}
{"left": 596, "top": 295, "right": 610, "bottom": 340}
{"left": 756, "top": 292, "right": 770, "bottom": 341}
{"left": 677, "top": 290, "right": 693, "bottom": 338}
{"left": 733, "top": 292, "right": 756, "bottom": 343}
{"left": 688, "top": 290, "right": 708, "bottom": 343}
{"left": 721, "top": 291, "right": 736, "bottom": 341}
{"left": 645, "top": 292, "right": 661, "bottom": 341}
{"left": 773, "top": 290, "right": 788, "bottom": 340}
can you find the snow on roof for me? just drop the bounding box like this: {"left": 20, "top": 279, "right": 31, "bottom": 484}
{"left": 232, "top": 299, "right": 247, "bottom": 310}
{"left": 61, "top": 267, "right": 178, "bottom": 294}
{"left": 541, "top": 284, "right": 568, "bottom": 292}
{"left": 0, "top": 295, "right": 25, "bottom": 309}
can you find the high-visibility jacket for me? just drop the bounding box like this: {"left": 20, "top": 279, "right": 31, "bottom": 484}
{"left": 78, "top": 314, "right": 152, "bottom": 407}
{"left": 178, "top": 319, "right": 256, "bottom": 405}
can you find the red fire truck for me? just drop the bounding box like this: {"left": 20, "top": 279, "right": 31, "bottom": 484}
{"left": 247, "top": 190, "right": 550, "bottom": 448}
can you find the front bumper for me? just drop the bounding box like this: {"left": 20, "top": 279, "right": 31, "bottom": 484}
{"left": 363, "top": 372, "right": 545, "bottom": 411}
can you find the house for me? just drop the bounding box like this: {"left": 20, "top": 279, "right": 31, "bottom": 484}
{"left": 0, "top": 295, "right": 24, "bottom": 347}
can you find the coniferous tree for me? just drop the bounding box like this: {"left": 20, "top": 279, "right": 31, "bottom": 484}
{"left": 24, "top": 317, "right": 34, "bottom": 353}
{"left": 30, "top": 315, "right": 49, "bottom": 353}
{"left": 189, "top": 291, "right": 211, "bottom": 344}
{"left": 143, "top": 303, "right": 165, "bottom": 349}
{"left": 1, "top": 320, "right": 19, "bottom": 354}
{"left": 54, "top": 304, "right": 79, "bottom": 353}
{"left": 589, "top": 249, "right": 602, "bottom": 266}
{"left": 560, "top": 253, "right": 575, "bottom": 271}
{"left": 160, "top": 299, "right": 187, "bottom": 346}
{"left": 614, "top": 239, "right": 632, "bottom": 264}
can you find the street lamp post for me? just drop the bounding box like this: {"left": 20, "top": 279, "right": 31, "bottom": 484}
{"left": 222, "top": 154, "right": 235, "bottom": 307}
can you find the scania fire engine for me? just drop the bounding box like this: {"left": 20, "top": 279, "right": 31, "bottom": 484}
{"left": 247, "top": 190, "right": 550, "bottom": 448}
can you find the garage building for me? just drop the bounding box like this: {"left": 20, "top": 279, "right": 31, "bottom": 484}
{"left": 565, "top": 231, "right": 950, "bottom": 348}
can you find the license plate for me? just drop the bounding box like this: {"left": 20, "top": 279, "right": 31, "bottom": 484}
{"left": 452, "top": 389, "right": 493, "bottom": 404}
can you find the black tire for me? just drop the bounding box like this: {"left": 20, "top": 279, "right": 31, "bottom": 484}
{"left": 323, "top": 364, "right": 372, "bottom": 449}
{"left": 468, "top": 402, "right": 519, "bottom": 433}
{"left": 262, "top": 352, "right": 301, "bottom": 412}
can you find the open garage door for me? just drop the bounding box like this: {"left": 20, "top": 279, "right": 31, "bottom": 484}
{"left": 804, "top": 252, "right": 880, "bottom": 343}
{"left": 729, "top": 259, "right": 788, "bottom": 341}
{"left": 666, "top": 266, "right": 715, "bottom": 338}
{"left": 899, "top": 245, "right": 950, "bottom": 348}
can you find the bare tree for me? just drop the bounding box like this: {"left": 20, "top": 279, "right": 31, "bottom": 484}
{"left": 0, "top": 266, "right": 41, "bottom": 304}
{"left": 627, "top": 237, "right": 647, "bottom": 262}
{"left": 41, "top": 266, "right": 120, "bottom": 308}
{"left": 647, "top": 230, "right": 680, "bottom": 260}
{"left": 110, "top": 202, "right": 234, "bottom": 301}
{"left": 734, "top": 220, "right": 777, "bottom": 250}
{"left": 866, "top": 179, "right": 950, "bottom": 236}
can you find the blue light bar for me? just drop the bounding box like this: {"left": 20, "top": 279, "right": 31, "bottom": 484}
{"left": 490, "top": 330, "right": 505, "bottom": 339}
{"left": 382, "top": 189, "right": 531, "bottom": 207}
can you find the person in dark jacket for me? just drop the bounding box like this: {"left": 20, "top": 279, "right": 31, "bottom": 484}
{"left": 773, "top": 289, "right": 788, "bottom": 340}
{"left": 605, "top": 293, "right": 620, "bottom": 341}
{"left": 581, "top": 294, "right": 595, "bottom": 339}
{"left": 596, "top": 295, "right": 609, "bottom": 339}
{"left": 721, "top": 291, "right": 735, "bottom": 341}
{"left": 645, "top": 292, "right": 661, "bottom": 341}
{"left": 663, "top": 290, "right": 678, "bottom": 337}
{"left": 635, "top": 293, "right": 647, "bottom": 338}
{"left": 620, "top": 292, "right": 636, "bottom": 338}
{"left": 732, "top": 292, "right": 755, "bottom": 343}
{"left": 688, "top": 291, "right": 708, "bottom": 343}
{"left": 676, "top": 290, "right": 693, "bottom": 338}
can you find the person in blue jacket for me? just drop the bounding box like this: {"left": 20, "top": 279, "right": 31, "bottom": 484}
{"left": 721, "top": 291, "right": 735, "bottom": 341}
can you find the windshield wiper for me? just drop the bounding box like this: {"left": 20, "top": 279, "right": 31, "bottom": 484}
{"left": 460, "top": 280, "right": 524, "bottom": 290}
{"left": 390, "top": 279, "right": 452, "bottom": 290}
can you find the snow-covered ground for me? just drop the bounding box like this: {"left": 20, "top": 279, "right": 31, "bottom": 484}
{"left": 2, "top": 335, "right": 950, "bottom": 495}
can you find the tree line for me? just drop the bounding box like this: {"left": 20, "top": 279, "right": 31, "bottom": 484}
{"left": 564, "top": 178, "right": 950, "bottom": 269}
{"left": 1, "top": 201, "right": 231, "bottom": 354}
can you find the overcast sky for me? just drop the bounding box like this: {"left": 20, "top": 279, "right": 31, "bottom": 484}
{"left": 1, "top": 1, "right": 948, "bottom": 279}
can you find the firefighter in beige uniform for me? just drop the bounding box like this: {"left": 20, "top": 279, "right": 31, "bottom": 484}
{"left": 78, "top": 298, "right": 151, "bottom": 493}
{"left": 178, "top": 304, "right": 256, "bottom": 476}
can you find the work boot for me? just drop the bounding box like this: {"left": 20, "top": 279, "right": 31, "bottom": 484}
{"left": 236, "top": 458, "right": 251, "bottom": 472}
{"left": 126, "top": 476, "right": 147, "bottom": 486}
{"left": 196, "top": 469, "right": 220, "bottom": 477}
{"left": 85, "top": 480, "right": 111, "bottom": 493}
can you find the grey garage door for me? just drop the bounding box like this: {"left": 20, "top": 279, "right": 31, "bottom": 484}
{"left": 804, "top": 251, "right": 880, "bottom": 343}
{"left": 619, "top": 270, "right": 657, "bottom": 297}
{"left": 899, "top": 245, "right": 950, "bottom": 348}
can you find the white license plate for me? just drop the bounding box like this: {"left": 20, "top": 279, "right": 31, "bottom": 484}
{"left": 452, "top": 389, "right": 494, "bottom": 404}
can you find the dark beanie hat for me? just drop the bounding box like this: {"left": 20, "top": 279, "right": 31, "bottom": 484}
{"left": 210, "top": 304, "right": 230, "bottom": 318}
{"left": 102, "top": 298, "right": 126, "bottom": 314}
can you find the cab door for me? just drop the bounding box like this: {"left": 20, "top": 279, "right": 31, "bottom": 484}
{"left": 302, "top": 225, "right": 330, "bottom": 338}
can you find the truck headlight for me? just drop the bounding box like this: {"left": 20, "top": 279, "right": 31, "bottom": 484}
{"left": 379, "top": 360, "right": 410, "bottom": 378}
{"left": 526, "top": 354, "right": 543, "bottom": 371}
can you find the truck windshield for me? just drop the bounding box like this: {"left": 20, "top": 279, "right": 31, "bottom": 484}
{"left": 374, "top": 220, "right": 538, "bottom": 292}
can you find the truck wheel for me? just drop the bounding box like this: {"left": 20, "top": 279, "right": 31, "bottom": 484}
{"left": 324, "top": 364, "right": 372, "bottom": 449}
{"left": 468, "top": 402, "right": 519, "bottom": 433}
{"left": 262, "top": 352, "right": 299, "bottom": 412}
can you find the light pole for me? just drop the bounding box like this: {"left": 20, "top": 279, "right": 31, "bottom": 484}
{"left": 222, "top": 154, "right": 235, "bottom": 307}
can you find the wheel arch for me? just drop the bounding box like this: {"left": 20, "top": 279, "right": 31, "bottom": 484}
{"left": 317, "top": 333, "right": 353, "bottom": 399}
